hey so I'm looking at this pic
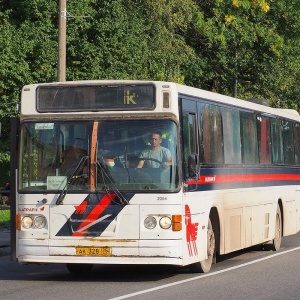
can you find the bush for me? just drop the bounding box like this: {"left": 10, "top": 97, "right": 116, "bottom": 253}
{"left": 0, "top": 152, "right": 10, "bottom": 189}
{"left": 0, "top": 209, "right": 10, "bottom": 231}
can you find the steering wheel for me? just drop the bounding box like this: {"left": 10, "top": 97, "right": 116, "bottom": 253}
{"left": 140, "top": 157, "right": 171, "bottom": 170}
{"left": 140, "top": 157, "right": 163, "bottom": 166}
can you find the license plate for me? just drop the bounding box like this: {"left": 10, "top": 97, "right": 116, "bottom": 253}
{"left": 76, "top": 247, "right": 111, "bottom": 256}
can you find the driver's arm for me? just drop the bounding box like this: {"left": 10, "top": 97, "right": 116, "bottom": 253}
{"left": 162, "top": 156, "right": 173, "bottom": 168}
{"left": 137, "top": 159, "right": 145, "bottom": 168}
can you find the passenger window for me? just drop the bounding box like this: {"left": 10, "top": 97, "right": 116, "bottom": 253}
{"left": 294, "top": 123, "right": 300, "bottom": 165}
{"left": 221, "top": 107, "right": 241, "bottom": 164}
{"left": 270, "top": 118, "right": 284, "bottom": 164}
{"left": 240, "top": 112, "right": 259, "bottom": 164}
{"left": 257, "top": 116, "right": 271, "bottom": 164}
{"left": 282, "top": 120, "right": 294, "bottom": 165}
{"left": 202, "top": 104, "right": 223, "bottom": 164}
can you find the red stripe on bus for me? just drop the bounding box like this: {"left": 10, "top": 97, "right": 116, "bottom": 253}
{"left": 72, "top": 194, "right": 115, "bottom": 236}
{"left": 187, "top": 174, "right": 300, "bottom": 185}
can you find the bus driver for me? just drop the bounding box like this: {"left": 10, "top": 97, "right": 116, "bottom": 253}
{"left": 137, "top": 132, "right": 172, "bottom": 169}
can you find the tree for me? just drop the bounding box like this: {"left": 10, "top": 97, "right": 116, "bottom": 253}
{"left": 0, "top": 0, "right": 58, "bottom": 187}
{"left": 184, "top": 0, "right": 300, "bottom": 106}
{"left": 65, "top": 0, "right": 199, "bottom": 83}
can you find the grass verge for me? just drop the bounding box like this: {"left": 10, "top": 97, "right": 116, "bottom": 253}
{"left": 0, "top": 209, "right": 10, "bottom": 231}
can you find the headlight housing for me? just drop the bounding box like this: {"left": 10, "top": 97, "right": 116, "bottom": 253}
{"left": 21, "top": 216, "right": 33, "bottom": 229}
{"left": 159, "top": 216, "right": 172, "bottom": 229}
{"left": 144, "top": 216, "right": 157, "bottom": 229}
{"left": 21, "top": 215, "right": 47, "bottom": 229}
{"left": 34, "top": 215, "right": 47, "bottom": 229}
{"left": 144, "top": 216, "right": 173, "bottom": 230}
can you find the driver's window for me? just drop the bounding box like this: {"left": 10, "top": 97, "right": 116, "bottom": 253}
{"left": 182, "top": 112, "right": 197, "bottom": 177}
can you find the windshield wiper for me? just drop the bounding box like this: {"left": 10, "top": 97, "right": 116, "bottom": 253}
{"left": 97, "top": 158, "right": 129, "bottom": 205}
{"left": 56, "top": 156, "right": 89, "bottom": 205}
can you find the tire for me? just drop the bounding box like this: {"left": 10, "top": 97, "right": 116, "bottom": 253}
{"left": 189, "top": 218, "right": 215, "bottom": 273}
{"left": 66, "top": 263, "right": 94, "bottom": 274}
{"left": 270, "top": 205, "right": 282, "bottom": 251}
{"left": 264, "top": 204, "right": 282, "bottom": 251}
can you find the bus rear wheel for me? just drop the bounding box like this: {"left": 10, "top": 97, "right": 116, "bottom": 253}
{"left": 264, "top": 205, "right": 282, "bottom": 251}
{"left": 66, "top": 263, "right": 94, "bottom": 274}
{"left": 189, "top": 218, "right": 215, "bottom": 273}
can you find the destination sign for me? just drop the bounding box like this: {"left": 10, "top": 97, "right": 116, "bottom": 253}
{"left": 37, "top": 84, "right": 155, "bottom": 112}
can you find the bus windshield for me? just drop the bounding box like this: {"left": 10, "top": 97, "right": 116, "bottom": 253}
{"left": 19, "top": 119, "right": 178, "bottom": 192}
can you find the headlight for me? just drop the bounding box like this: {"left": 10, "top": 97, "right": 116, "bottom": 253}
{"left": 34, "top": 215, "right": 47, "bottom": 229}
{"left": 21, "top": 216, "right": 33, "bottom": 229}
{"left": 144, "top": 216, "right": 157, "bottom": 229}
{"left": 21, "top": 215, "right": 47, "bottom": 229}
{"left": 159, "top": 216, "right": 172, "bottom": 229}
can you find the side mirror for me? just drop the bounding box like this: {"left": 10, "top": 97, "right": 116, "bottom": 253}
{"left": 188, "top": 154, "right": 199, "bottom": 178}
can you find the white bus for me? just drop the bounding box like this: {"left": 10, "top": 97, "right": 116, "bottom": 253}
{"left": 10, "top": 80, "right": 300, "bottom": 273}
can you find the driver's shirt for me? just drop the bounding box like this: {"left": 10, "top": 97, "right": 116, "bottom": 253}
{"left": 139, "top": 146, "right": 171, "bottom": 168}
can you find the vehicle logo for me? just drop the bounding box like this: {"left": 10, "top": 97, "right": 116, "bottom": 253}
{"left": 185, "top": 204, "right": 199, "bottom": 257}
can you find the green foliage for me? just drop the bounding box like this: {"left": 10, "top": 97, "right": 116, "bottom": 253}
{"left": 0, "top": 151, "right": 10, "bottom": 188}
{"left": 0, "top": 209, "right": 10, "bottom": 231}
{"left": 65, "top": 0, "right": 198, "bottom": 82}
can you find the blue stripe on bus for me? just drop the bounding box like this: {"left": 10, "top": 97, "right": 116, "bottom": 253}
{"left": 186, "top": 166, "right": 300, "bottom": 191}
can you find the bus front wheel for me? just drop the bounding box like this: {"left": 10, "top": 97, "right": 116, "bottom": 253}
{"left": 189, "top": 218, "right": 215, "bottom": 273}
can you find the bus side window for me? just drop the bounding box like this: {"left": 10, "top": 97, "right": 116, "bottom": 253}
{"left": 294, "top": 123, "right": 300, "bottom": 165}
{"left": 257, "top": 116, "right": 271, "bottom": 164}
{"left": 202, "top": 104, "right": 223, "bottom": 164}
{"left": 282, "top": 120, "right": 294, "bottom": 165}
{"left": 221, "top": 107, "right": 241, "bottom": 164}
{"left": 240, "top": 111, "right": 259, "bottom": 164}
{"left": 182, "top": 112, "right": 197, "bottom": 177}
{"left": 270, "top": 118, "right": 284, "bottom": 165}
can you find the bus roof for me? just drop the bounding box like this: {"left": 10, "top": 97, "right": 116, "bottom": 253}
{"left": 22, "top": 80, "right": 300, "bottom": 122}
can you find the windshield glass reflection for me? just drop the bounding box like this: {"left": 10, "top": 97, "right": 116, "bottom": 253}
{"left": 20, "top": 120, "right": 179, "bottom": 192}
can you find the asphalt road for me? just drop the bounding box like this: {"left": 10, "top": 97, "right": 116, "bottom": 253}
{"left": 1, "top": 232, "right": 300, "bottom": 300}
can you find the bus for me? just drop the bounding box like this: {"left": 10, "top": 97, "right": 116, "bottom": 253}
{"left": 10, "top": 80, "right": 300, "bottom": 273}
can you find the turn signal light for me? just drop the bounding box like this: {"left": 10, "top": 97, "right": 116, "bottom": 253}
{"left": 172, "top": 214, "right": 182, "bottom": 231}
{"left": 16, "top": 214, "right": 21, "bottom": 231}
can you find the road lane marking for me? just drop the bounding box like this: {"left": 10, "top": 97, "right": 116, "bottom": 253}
{"left": 109, "top": 246, "right": 300, "bottom": 300}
